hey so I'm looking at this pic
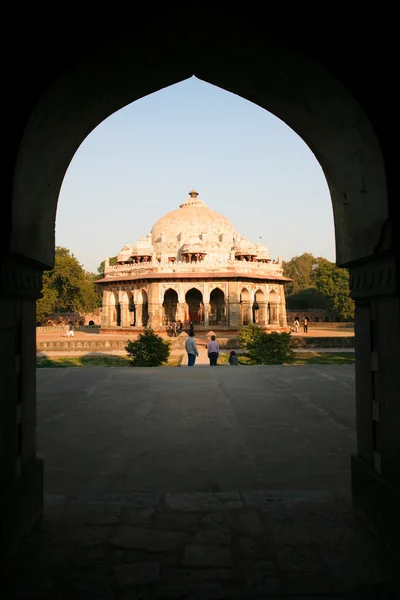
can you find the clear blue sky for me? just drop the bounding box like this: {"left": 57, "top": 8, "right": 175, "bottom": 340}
{"left": 56, "top": 77, "right": 335, "bottom": 273}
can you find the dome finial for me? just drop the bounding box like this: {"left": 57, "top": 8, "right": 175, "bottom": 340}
{"left": 189, "top": 189, "right": 199, "bottom": 198}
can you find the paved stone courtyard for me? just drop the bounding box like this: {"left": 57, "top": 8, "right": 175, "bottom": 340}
{"left": 2, "top": 366, "right": 400, "bottom": 598}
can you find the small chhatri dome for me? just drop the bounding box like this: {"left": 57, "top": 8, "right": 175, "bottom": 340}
{"left": 117, "top": 244, "right": 133, "bottom": 262}
{"left": 255, "top": 243, "right": 270, "bottom": 259}
{"left": 234, "top": 237, "right": 257, "bottom": 255}
{"left": 131, "top": 236, "right": 153, "bottom": 255}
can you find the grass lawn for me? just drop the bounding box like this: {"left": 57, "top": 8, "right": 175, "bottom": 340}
{"left": 36, "top": 354, "right": 184, "bottom": 368}
{"left": 217, "top": 351, "right": 355, "bottom": 366}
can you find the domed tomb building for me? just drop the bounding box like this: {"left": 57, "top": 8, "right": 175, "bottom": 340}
{"left": 97, "top": 190, "right": 291, "bottom": 330}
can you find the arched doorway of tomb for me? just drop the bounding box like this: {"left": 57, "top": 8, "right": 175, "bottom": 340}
{"left": 185, "top": 288, "right": 203, "bottom": 324}
{"left": 163, "top": 288, "right": 178, "bottom": 326}
{"left": 136, "top": 289, "right": 148, "bottom": 327}
{"left": 254, "top": 289, "right": 266, "bottom": 325}
{"left": 5, "top": 21, "right": 394, "bottom": 556}
{"left": 209, "top": 288, "right": 226, "bottom": 326}
{"left": 268, "top": 290, "right": 279, "bottom": 326}
{"left": 240, "top": 288, "right": 251, "bottom": 325}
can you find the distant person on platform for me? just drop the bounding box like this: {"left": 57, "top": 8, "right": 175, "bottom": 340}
{"left": 229, "top": 350, "right": 239, "bottom": 366}
{"left": 171, "top": 321, "right": 177, "bottom": 337}
{"left": 189, "top": 321, "right": 195, "bottom": 336}
{"left": 303, "top": 317, "right": 309, "bottom": 334}
{"left": 177, "top": 320, "right": 183, "bottom": 334}
{"left": 294, "top": 317, "right": 299, "bottom": 333}
{"left": 185, "top": 330, "right": 199, "bottom": 366}
{"left": 207, "top": 335, "right": 220, "bottom": 366}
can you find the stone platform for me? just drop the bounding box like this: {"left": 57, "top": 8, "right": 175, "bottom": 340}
{"left": 2, "top": 490, "right": 399, "bottom": 598}
{"left": 2, "top": 364, "right": 399, "bottom": 597}
{"left": 36, "top": 326, "right": 355, "bottom": 353}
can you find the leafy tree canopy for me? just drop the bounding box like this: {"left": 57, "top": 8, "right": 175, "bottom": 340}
{"left": 36, "top": 247, "right": 99, "bottom": 321}
{"left": 315, "top": 261, "right": 354, "bottom": 321}
{"left": 283, "top": 253, "right": 330, "bottom": 297}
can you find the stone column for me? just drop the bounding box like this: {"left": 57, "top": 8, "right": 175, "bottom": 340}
{"left": 109, "top": 304, "right": 118, "bottom": 327}
{"left": 349, "top": 253, "right": 400, "bottom": 540}
{"left": 204, "top": 305, "right": 209, "bottom": 327}
{"left": 101, "top": 291, "right": 111, "bottom": 327}
{"left": 257, "top": 301, "right": 268, "bottom": 326}
{"left": 120, "top": 301, "right": 130, "bottom": 327}
{"left": 227, "top": 282, "right": 241, "bottom": 327}
{"left": 146, "top": 283, "right": 160, "bottom": 329}
{"left": 279, "top": 285, "right": 288, "bottom": 327}
{"left": 269, "top": 301, "right": 279, "bottom": 326}
{"left": 241, "top": 302, "right": 252, "bottom": 325}
{"left": 203, "top": 290, "right": 210, "bottom": 327}
{"left": 176, "top": 303, "right": 186, "bottom": 325}
{"left": 0, "top": 256, "right": 44, "bottom": 557}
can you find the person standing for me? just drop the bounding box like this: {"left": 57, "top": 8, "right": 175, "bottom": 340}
{"left": 207, "top": 335, "right": 220, "bottom": 366}
{"left": 294, "top": 317, "right": 299, "bottom": 333}
{"left": 177, "top": 320, "right": 183, "bottom": 334}
{"left": 171, "top": 320, "right": 177, "bottom": 337}
{"left": 303, "top": 316, "right": 309, "bottom": 334}
{"left": 185, "top": 331, "right": 199, "bottom": 366}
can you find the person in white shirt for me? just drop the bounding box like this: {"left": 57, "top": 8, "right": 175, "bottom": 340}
{"left": 185, "top": 331, "right": 199, "bottom": 366}
{"left": 207, "top": 335, "right": 220, "bottom": 366}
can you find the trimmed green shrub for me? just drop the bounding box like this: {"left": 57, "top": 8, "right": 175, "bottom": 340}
{"left": 238, "top": 325, "right": 295, "bottom": 365}
{"left": 125, "top": 328, "right": 171, "bottom": 367}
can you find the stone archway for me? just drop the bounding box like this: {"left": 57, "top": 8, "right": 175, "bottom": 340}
{"left": 209, "top": 288, "right": 226, "bottom": 325}
{"left": 163, "top": 288, "right": 178, "bottom": 326}
{"left": 185, "top": 288, "right": 203, "bottom": 324}
{"left": 1, "top": 19, "right": 397, "bottom": 554}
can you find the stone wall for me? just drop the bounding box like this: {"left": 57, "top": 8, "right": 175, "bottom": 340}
{"left": 37, "top": 309, "right": 102, "bottom": 327}
{"left": 287, "top": 308, "right": 353, "bottom": 324}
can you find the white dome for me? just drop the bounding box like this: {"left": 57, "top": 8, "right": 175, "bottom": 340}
{"left": 151, "top": 190, "right": 236, "bottom": 249}
{"left": 117, "top": 244, "right": 133, "bottom": 262}
{"left": 234, "top": 237, "right": 257, "bottom": 255}
{"left": 132, "top": 237, "right": 153, "bottom": 255}
{"left": 255, "top": 243, "right": 270, "bottom": 259}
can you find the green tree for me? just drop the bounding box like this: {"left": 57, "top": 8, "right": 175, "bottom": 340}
{"left": 36, "top": 247, "right": 100, "bottom": 321}
{"left": 36, "top": 273, "right": 59, "bottom": 323}
{"left": 97, "top": 256, "right": 118, "bottom": 279}
{"left": 283, "top": 253, "right": 330, "bottom": 298}
{"left": 238, "top": 324, "right": 295, "bottom": 365}
{"left": 125, "top": 328, "right": 171, "bottom": 367}
{"left": 285, "top": 288, "right": 328, "bottom": 310}
{"left": 315, "top": 261, "right": 354, "bottom": 321}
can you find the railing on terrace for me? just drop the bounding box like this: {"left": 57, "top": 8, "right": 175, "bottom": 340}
{"left": 104, "top": 260, "right": 283, "bottom": 277}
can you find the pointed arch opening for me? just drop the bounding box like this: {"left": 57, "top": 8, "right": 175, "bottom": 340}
{"left": 209, "top": 287, "right": 227, "bottom": 326}
{"left": 185, "top": 288, "right": 204, "bottom": 325}
{"left": 163, "top": 288, "right": 178, "bottom": 326}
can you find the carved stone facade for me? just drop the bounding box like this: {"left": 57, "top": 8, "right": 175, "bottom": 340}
{"left": 97, "top": 191, "right": 291, "bottom": 330}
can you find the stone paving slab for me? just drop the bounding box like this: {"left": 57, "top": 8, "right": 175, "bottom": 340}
{"left": 2, "top": 490, "right": 400, "bottom": 598}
